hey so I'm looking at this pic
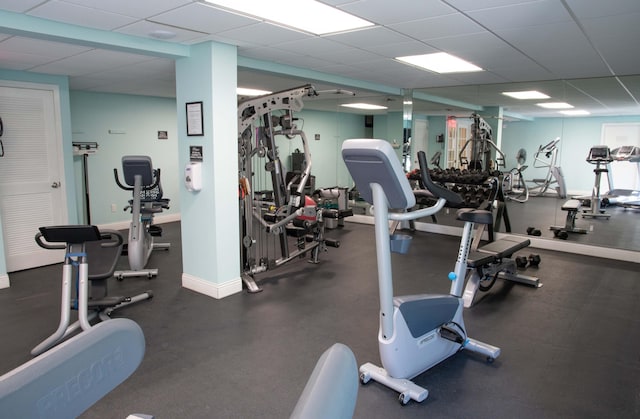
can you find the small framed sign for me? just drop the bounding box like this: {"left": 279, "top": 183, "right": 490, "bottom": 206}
{"left": 186, "top": 101, "right": 204, "bottom": 136}
{"left": 190, "top": 145, "right": 203, "bottom": 162}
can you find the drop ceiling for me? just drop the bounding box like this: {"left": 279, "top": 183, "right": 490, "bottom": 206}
{"left": 1, "top": 0, "right": 639, "bottom": 118}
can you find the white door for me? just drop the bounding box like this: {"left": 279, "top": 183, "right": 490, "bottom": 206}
{"left": 0, "top": 83, "right": 68, "bottom": 271}
{"left": 601, "top": 123, "right": 640, "bottom": 191}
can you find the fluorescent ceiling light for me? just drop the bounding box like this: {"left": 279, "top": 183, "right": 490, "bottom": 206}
{"left": 502, "top": 90, "right": 550, "bottom": 100}
{"left": 204, "top": 0, "right": 374, "bottom": 35}
{"left": 560, "top": 110, "right": 590, "bottom": 116}
{"left": 403, "top": 100, "right": 413, "bottom": 105}
{"left": 395, "top": 52, "right": 483, "bottom": 74}
{"left": 340, "top": 103, "right": 388, "bottom": 110}
{"left": 237, "top": 87, "right": 272, "bottom": 96}
{"left": 537, "top": 102, "right": 574, "bottom": 109}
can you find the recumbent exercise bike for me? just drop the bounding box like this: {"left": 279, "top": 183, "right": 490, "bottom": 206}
{"left": 113, "top": 155, "right": 170, "bottom": 279}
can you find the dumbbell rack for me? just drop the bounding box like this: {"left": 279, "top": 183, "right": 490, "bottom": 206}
{"left": 416, "top": 168, "right": 512, "bottom": 239}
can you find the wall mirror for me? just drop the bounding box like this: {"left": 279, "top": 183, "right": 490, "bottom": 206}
{"left": 240, "top": 70, "right": 640, "bottom": 255}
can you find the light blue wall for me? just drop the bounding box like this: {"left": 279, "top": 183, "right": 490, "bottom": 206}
{"left": 279, "top": 109, "right": 366, "bottom": 187}
{"left": 427, "top": 116, "right": 447, "bottom": 159}
{"left": 502, "top": 115, "right": 640, "bottom": 193}
{"left": 0, "top": 70, "right": 77, "bottom": 279}
{"left": 69, "top": 91, "right": 179, "bottom": 224}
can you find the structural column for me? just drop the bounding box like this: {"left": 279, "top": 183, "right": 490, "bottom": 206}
{"left": 176, "top": 41, "right": 241, "bottom": 298}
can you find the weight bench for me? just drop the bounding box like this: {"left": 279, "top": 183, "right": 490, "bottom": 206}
{"left": 459, "top": 209, "right": 542, "bottom": 308}
{"left": 550, "top": 199, "right": 587, "bottom": 235}
{"left": 0, "top": 318, "right": 145, "bottom": 418}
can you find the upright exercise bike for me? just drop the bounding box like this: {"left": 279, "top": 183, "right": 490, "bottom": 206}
{"left": 342, "top": 139, "right": 500, "bottom": 405}
{"left": 114, "top": 155, "right": 170, "bottom": 279}
{"left": 31, "top": 225, "right": 152, "bottom": 356}
{"left": 582, "top": 145, "right": 613, "bottom": 219}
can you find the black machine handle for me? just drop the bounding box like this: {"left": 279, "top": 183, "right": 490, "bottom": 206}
{"left": 417, "top": 151, "right": 463, "bottom": 206}
{"left": 35, "top": 225, "right": 123, "bottom": 249}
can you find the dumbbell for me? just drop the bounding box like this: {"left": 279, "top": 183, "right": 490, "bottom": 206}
{"left": 553, "top": 229, "right": 568, "bottom": 240}
{"left": 515, "top": 255, "right": 529, "bottom": 268}
{"left": 528, "top": 254, "right": 541, "bottom": 267}
{"left": 526, "top": 226, "right": 542, "bottom": 236}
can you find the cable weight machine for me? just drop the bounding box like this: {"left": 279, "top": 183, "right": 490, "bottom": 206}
{"left": 237, "top": 85, "right": 340, "bottom": 293}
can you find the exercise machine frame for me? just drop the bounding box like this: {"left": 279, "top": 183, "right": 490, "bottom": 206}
{"left": 458, "top": 113, "right": 506, "bottom": 171}
{"left": 342, "top": 139, "right": 500, "bottom": 405}
{"left": 238, "top": 84, "right": 340, "bottom": 293}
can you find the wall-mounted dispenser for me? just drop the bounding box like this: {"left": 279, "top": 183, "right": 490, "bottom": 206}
{"left": 185, "top": 162, "right": 202, "bottom": 191}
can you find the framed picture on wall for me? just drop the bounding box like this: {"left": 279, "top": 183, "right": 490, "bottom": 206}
{"left": 186, "top": 101, "right": 204, "bottom": 136}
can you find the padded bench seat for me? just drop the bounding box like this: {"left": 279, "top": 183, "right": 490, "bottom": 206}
{"left": 550, "top": 199, "right": 587, "bottom": 235}
{"left": 467, "top": 237, "right": 531, "bottom": 268}
{"left": 322, "top": 208, "right": 354, "bottom": 219}
{"left": 562, "top": 199, "right": 581, "bottom": 211}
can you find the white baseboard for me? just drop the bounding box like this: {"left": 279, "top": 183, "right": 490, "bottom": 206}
{"left": 182, "top": 273, "right": 242, "bottom": 299}
{"left": 97, "top": 213, "right": 181, "bottom": 232}
{"left": 0, "top": 274, "right": 9, "bottom": 289}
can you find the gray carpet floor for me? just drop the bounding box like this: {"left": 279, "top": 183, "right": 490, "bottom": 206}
{"left": 1, "top": 221, "right": 639, "bottom": 418}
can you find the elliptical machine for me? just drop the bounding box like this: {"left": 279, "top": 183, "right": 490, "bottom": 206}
{"left": 342, "top": 139, "right": 500, "bottom": 405}
{"left": 113, "top": 156, "right": 170, "bottom": 279}
{"left": 526, "top": 138, "right": 567, "bottom": 198}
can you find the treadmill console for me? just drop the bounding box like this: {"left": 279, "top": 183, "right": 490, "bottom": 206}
{"left": 587, "top": 145, "right": 613, "bottom": 164}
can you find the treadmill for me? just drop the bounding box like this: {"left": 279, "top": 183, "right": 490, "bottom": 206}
{"left": 604, "top": 146, "right": 640, "bottom": 208}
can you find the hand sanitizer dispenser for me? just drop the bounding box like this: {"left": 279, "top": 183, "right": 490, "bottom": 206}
{"left": 185, "top": 162, "right": 202, "bottom": 192}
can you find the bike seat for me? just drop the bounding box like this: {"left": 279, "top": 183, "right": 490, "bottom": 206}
{"left": 456, "top": 208, "right": 493, "bottom": 225}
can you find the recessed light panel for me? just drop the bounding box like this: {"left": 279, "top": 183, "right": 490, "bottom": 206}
{"left": 237, "top": 87, "right": 272, "bottom": 96}
{"left": 340, "top": 103, "right": 388, "bottom": 110}
{"left": 502, "top": 91, "right": 550, "bottom": 100}
{"left": 204, "top": 0, "right": 374, "bottom": 35}
{"left": 560, "top": 110, "right": 590, "bottom": 116}
{"left": 395, "top": 52, "right": 483, "bottom": 73}
{"left": 537, "top": 102, "right": 574, "bottom": 109}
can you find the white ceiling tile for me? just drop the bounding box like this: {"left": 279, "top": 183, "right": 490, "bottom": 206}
{"left": 239, "top": 46, "right": 303, "bottom": 63}
{"left": 31, "top": 49, "right": 156, "bottom": 76}
{"left": 360, "top": 40, "right": 437, "bottom": 58}
{"left": 580, "top": 12, "right": 640, "bottom": 75}
{"left": 116, "top": 20, "right": 205, "bottom": 43}
{"left": 1, "top": 0, "right": 639, "bottom": 116}
{"left": 388, "top": 13, "right": 484, "bottom": 41}
{"left": 564, "top": 0, "right": 640, "bottom": 19}
{"left": 217, "top": 22, "right": 311, "bottom": 46}
{"left": 337, "top": 0, "right": 455, "bottom": 25}
{"left": 1, "top": 36, "right": 91, "bottom": 58}
{"left": 329, "top": 27, "right": 414, "bottom": 49}
{"left": 0, "top": 50, "right": 52, "bottom": 69}
{"left": 496, "top": 23, "right": 610, "bottom": 78}
{"left": 60, "top": 0, "right": 192, "bottom": 19}
{"left": 0, "top": 0, "right": 45, "bottom": 12}
{"left": 274, "top": 37, "right": 355, "bottom": 58}
{"left": 27, "top": 0, "right": 137, "bottom": 30}
{"left": 467, "top": 0, "right": 573, "bottom": 31}
{"left": 443, "top": 0, "right": 543, "bottom": 12}
{"left": 150, "top": 3, "right": 257, "bottom": 35}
